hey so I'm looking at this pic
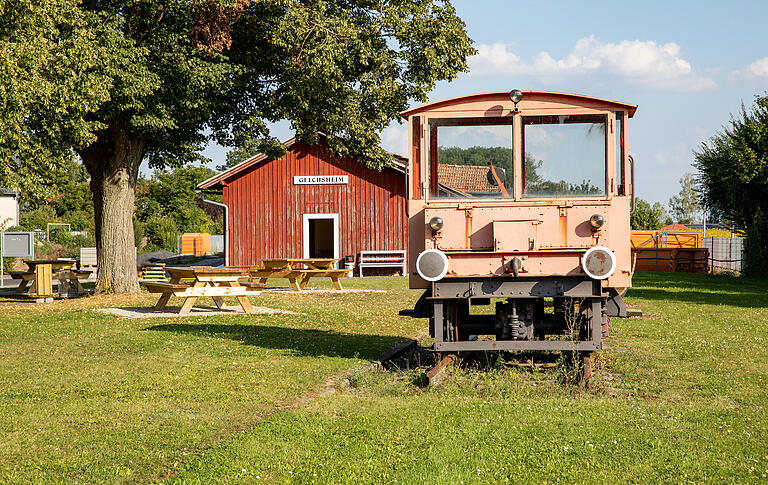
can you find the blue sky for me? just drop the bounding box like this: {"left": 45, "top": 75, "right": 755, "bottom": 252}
{"left": 194, "top": 0, "right": 768, "bottom": 206}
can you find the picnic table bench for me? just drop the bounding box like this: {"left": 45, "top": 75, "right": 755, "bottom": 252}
{"left": 358, "top": 250, "right": 406, "bottom": 276}
{"left": 252, "top": 258, "right": 348, "bottom": 291}
{"left": 145, "top": 266, "right": 254, "bottom": 316}
{"left": 11, "top": 259, "right": 91, "bottom": 297}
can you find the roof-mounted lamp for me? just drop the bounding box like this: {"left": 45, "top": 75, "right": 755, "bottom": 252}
{"left": 509, "top": 89, "right": 523, "bottom": 112}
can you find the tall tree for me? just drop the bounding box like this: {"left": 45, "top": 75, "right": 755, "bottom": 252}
{"left": 5, "top": 0, "right": 474, "bottom": 293}
{"left": 0, "top": 0, "right": 112, "bottom": 203}
{"left": 694, "top": 94, "right": 768, "bottom": 276}
{"left": 668, "top": 173, "right": 701, "bottom": 224}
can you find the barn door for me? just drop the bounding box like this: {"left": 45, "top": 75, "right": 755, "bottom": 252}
{"left": 302, "top": 214, "right": 339, "bottom": 263}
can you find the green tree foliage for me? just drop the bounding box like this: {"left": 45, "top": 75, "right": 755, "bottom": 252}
{"left": 630, "top": 198, "right": 668, "bottom": 230}
{"left": 694, "top": 94, "right": 768, "bottom": 276}
{"left": 3, "top": 0, "right": 475, "bottom": 293}
{"left": 523, "top": 154, "right": 600, "bottom": 195}
{"left": 47, "top": 160, "right": 94, "bottom": 231}
{"left": 135, "top": 165, "right": 218, "bottom": 250}
{"left": 0, "top": 0, "right": 112, "bottom": 203}
{"left": 15, "top": 158, "right": 94, "bottom": 232}
{"left": 438, "top": 146, "right": 515, "bottom": 174}
{"left": 667, "top": 173, "right": 701, "bottom": 224}
{"left": 143, "top": 215, "right": 179, "bottom": 252}
{"left": 19, "top": 205, "right": 57, "bottom": 231}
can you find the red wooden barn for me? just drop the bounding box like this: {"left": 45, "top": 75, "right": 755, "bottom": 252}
{"left": 198, "top": 136, "right": 408, "bottom": 272}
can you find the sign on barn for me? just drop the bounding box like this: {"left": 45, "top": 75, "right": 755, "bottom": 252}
{"left": 293, "top": 175, "right": 349, "bottom": 185}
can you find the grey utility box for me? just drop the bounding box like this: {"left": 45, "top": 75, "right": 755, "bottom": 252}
{"left": 2, "top": 232, "right": 35, "bottom": 258}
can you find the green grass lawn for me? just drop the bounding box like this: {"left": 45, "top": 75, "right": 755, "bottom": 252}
{"left": 0, "top": 278, "right": 420, "bottom": 483}
{"left": 2, "top": 273, "right": 768, "bottom": 483}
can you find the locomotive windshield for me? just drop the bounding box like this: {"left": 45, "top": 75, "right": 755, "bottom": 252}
{"left": 427, "top": 114, "right": 608, "bottom": 199}
{"left": 522, "top": 114, "right": 606, "bottom": 198}
{"left": 429, "top": 118, "right": 514, "bottom": 199}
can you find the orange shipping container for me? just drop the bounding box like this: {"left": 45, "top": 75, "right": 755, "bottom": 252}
{"left": 180, "top": 233, "right": 211, "bottom": 256}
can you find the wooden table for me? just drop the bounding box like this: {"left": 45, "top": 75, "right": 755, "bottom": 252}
{"left": 252, "top": 258, "right": 347, "bottom": 291}
{"left": 262, "top": 258, "right": 339, "bottom": 271}
{"left": 10, "top": 259, "right": 91, "bottom": 297}
{"left": 145, "top": 266, "right": 255, "bottom": 316}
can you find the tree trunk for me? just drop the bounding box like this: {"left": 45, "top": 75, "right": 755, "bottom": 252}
{"left": 80, "top": 123, "right": 145, "bottom": 294}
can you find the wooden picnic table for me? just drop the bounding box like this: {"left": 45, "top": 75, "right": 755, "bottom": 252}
{"left": 10, "top": 259, "right": 91, "bottom": 297}
{"left": 144, "top": 266, "right": 255, "bottom": 316}
{"left": 262, "top": 258, "right": 339, "bottom": 271}
{"left": 252, "top": 258, "right": 348, "bottom": 291}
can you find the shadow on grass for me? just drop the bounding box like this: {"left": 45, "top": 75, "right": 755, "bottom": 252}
{"left": 627, "top": 271, "right": 768, "bottom": 308}
{"left": 145, "top": 323, "right": 407, "bottom": 360}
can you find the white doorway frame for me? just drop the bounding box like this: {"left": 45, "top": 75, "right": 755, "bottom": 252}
{"left": 302, "top": 213, "right": 340, "bottom": 262}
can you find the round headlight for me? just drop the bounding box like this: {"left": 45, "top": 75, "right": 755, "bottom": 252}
{"left": 416, "top": 249, "right": 449, "bottom": 282}
{"left": 581, "top": 246, "right": 616, "bottom": 280}
{"left": 429, "top": 216, "right": 444, "bottom": 232}
{"left": 509, "top": 89, "right": 523, "bottom": 104}
{"left": 589, "top": 214, "right": 605, "bottom": 229}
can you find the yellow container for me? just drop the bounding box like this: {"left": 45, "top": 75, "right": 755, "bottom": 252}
{"left": 631, "top": 231, "right": 701, "bottom": 249}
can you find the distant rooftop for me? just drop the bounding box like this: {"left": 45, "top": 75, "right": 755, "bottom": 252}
{"left": 437, "top": 164, "right": 502, "bottom": 195}
{"left": 661, "top": 223, "right": 734, "bottom": 232}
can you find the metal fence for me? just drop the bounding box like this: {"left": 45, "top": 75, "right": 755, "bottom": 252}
{"left": 702, "top": 237, "right": 745, "bottom": 274}
{"left": 210, "top": 235, "right": 224, "bottom": 253}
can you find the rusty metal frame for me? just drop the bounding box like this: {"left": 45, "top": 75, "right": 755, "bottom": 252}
{"left": 432, "top": 276, "right": 600, "bottom": 299}
{"left": 431, "top": 276, "right": 603, "bottom": 353}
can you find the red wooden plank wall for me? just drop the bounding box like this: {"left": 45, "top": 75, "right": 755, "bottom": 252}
{"left": 222, "top": 141, "right": 408, "bottom": 267}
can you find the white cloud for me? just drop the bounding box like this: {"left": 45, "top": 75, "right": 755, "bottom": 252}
{"left": 745, "top": 56, "right": 768, "bottom": 77}
{"left": 727, "top": 56, "right": 768, "bottom": 83}
{"left": 469, "top": 36, "right": 716, "bottom": 92}
{"left": 380, "top": 124, "right": 408, "bottom": 157}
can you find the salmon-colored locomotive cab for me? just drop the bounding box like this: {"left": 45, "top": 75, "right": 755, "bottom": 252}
{"left": 402, "top": 90, "right": 637, "bottom": 373}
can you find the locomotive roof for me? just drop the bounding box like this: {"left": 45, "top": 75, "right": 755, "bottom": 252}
{"left": 400, "top": 91, "right": 637, "bottom": 117}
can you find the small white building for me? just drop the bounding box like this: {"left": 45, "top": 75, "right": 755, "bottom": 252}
{"left": 0, "top": 189, "right": 20, "bottom": 230}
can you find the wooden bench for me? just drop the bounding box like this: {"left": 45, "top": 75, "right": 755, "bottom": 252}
{"left": 358, "top": 250, "right": 406, "bottom": 276}
{"left": 9, "top": 266, "right": 55, "bottom": 296}
{"left": 57, "top": 269, "right": 92, "bottom": 297}
{"left": 11, "top": 261, "right": 89, "bottom": 297}
{"left": 240, "top": 281, "right": 265, "bottom": 291}
{"left": 249, "top": 258, "right": 347, "bottom": 291}
{"left": 147, "top": 266, "right": 255, "bottom": 315}
{"left": 286, "top": 269, "right": 349, "bottom": 290}
{"left": 9, "top": 271, "right": 37, "bottom": 294}
{"left": 251, "top": 268, "right": 290, "bottom": 282}
{"left": 145, "top": 281, "right": 249, "bottom": 297}
{"left": 138, "top": 263, "right": 166, "bottom": 281}
{"left": 145, "top": 281, "right": 192, "bottom": 294}
{"left": 9, "top": 270, "right": 34, "bottom": 279}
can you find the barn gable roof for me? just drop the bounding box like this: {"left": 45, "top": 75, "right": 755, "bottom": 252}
{"left": 198, "top": 136, "right": 406, "bottom": 190}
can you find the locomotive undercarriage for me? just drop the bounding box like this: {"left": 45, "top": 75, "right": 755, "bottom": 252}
{"left": 426, "top": 277, "right": 608, "bottom": 353}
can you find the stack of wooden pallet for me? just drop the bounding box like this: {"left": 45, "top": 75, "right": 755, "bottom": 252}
{"left": 138, "top": 263, "right": 167, "bottom": 281}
